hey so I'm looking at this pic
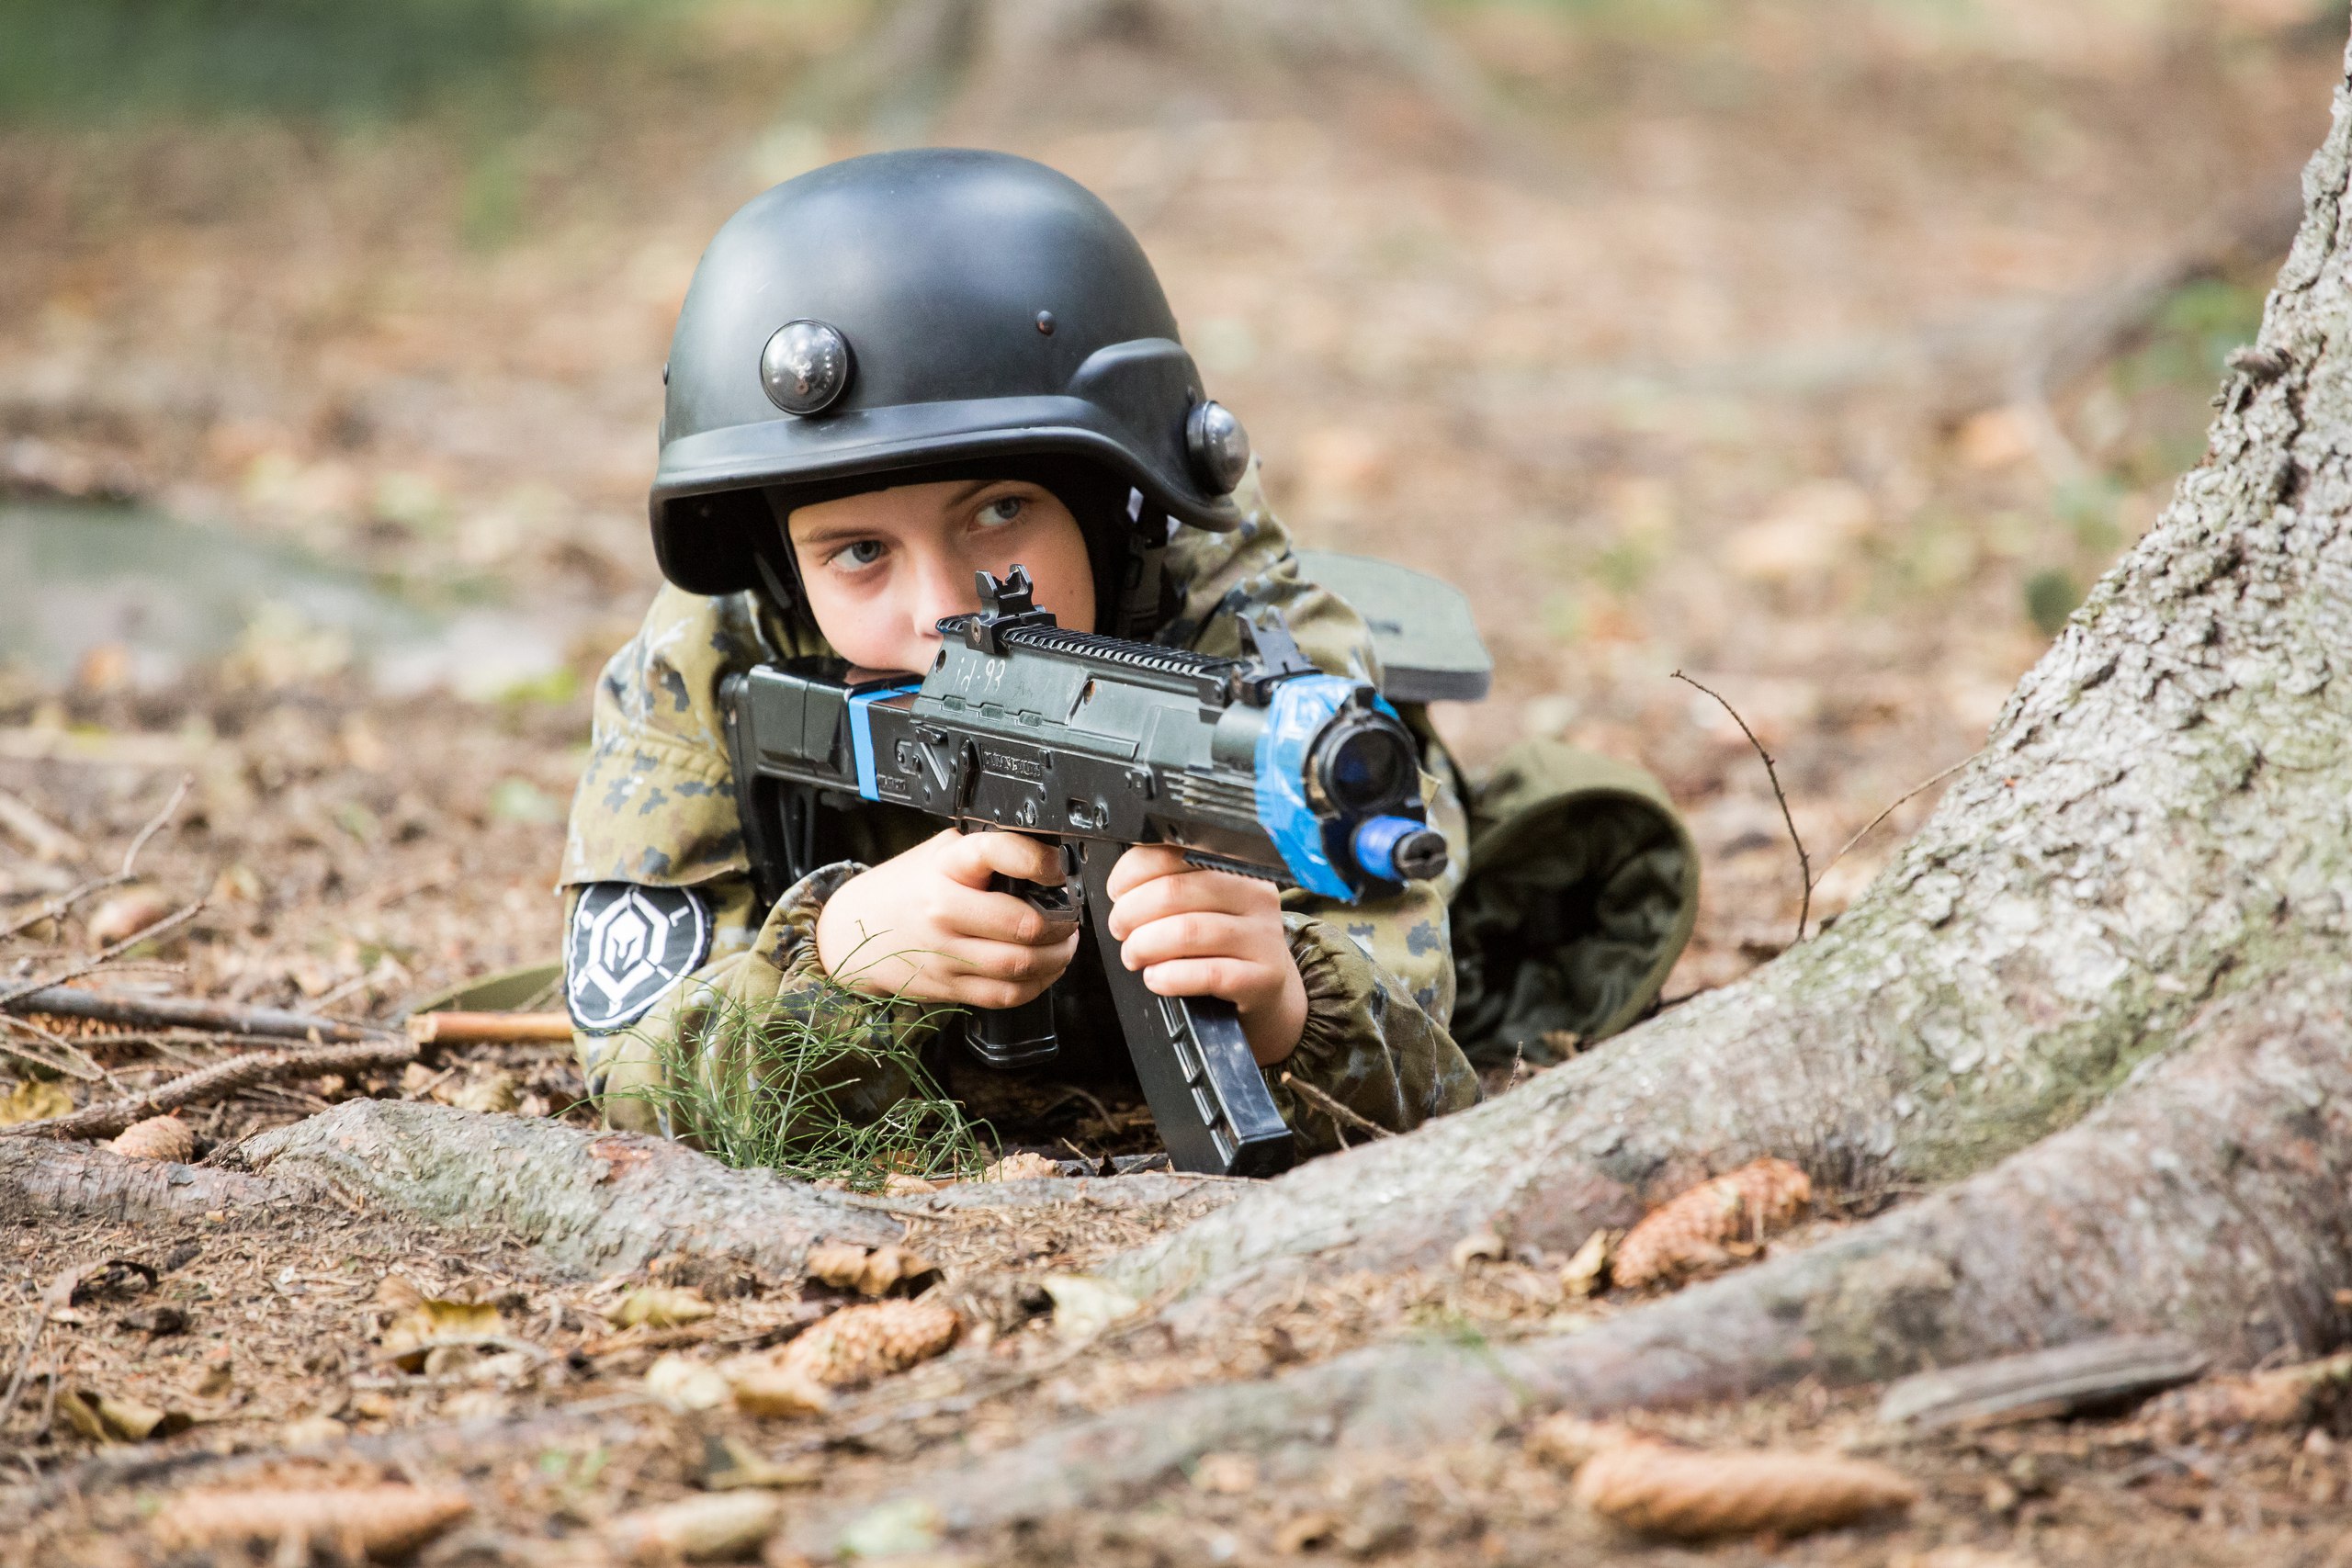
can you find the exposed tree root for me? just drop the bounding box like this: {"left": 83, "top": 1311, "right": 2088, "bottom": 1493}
{"left": 1, "top": 1100, "right": 1238, "bottom": 1284}
{"left": 0, "top": 1135, "right": 293, "bottom": 1228}
{"left": 795, "top": 971, "right": 2352, "bottom": 1545}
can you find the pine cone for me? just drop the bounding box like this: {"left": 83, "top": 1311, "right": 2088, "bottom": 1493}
{"left": 1611, "top": 1157, "right": 1811, "bottom": 1291}
{"left": 152, "top": 1485, "right": 473, "bottom": 1556}
{"left": 982, "top": 1151, "right": 1061, "bottom": 1182}
{"left": 780, "top": 1298, "right": 960, "bottom": 1387}
{"left": 804, "top": 1241, "right": 937, "bottom": 1297}
{"left": 1573, "top": 1443, "right": 1915, "bottom": 1540}
{"left": 110, "top": 1115, "right": 193, "bottom": 1163}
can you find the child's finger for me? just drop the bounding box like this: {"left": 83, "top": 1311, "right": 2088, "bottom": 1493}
{"left": 1136, "top": 956, "right": 1258, "bottom": 1004}
{"left": 927, "top": 931, "right": 1080, "bottom": 1006}
{"left": 1116, "top": 911, "right": 1261, "bottom": 971}
{"left": 937, "top": 929, "right": 1080, "bottom": 985}
{"left": 929, "top": 881, "right": 1071, "bottom": 947}
{"left": 1105, "top": 863, "right": 1277, "bottom": 941}
{"left": 944, "top": 829, "right": 1067, "bottom": 889}
{"left": 1103, "top": 843, "right": 1190, "bottom": 900}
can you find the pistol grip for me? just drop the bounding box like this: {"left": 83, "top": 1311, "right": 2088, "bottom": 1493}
{"left": 965, "top": 858, "right": 1080, "bottom": 1071}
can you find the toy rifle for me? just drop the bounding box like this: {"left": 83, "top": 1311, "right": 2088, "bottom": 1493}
{"left": 720, "top": 565, "right": 1449, "bottom": 1178}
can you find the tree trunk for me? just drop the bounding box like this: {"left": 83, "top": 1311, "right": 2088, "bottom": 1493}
{"left": 1106, "top": 44, "right": 2352, "bottom": 1315}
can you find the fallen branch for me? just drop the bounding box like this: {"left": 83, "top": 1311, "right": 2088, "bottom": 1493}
{"left": 0, "top": 875, "right": 130, "bottom": 943}
{"left": 4, "top": 985, "right": 380, "bottom": 1043}
{"left": 1876, "top": 1333, "right": 2207, "bottom": 1431}
{"left": 1, "top": 1013, "right": 108, "bottom": 1081}
{"left": 0, "top": 1036, "right": 415, "bottom": 1142}
{"left": 406, "top": 1010, "right": 574, "bottom": 1045}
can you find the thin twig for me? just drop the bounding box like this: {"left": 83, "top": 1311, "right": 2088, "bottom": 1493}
{"left": 0, "top": 1034, "right": 414, "bottom": 1142}
{"left": 1813, "top": 752, "right": 1981, "bottom": 891}
{"left": 119, "top": 773, "right": 193, "bottom": 879}
{"left": 0, "top": 874, "right": 131, "bottom": 944}
{"left": 0, "top": 899, "right": 208, "bottom": 1012}
{"left": 0, "top": 788, "right": 84, "bottom": 863}
{"left": 307, "top": 968, "right": 379, "bottom": 1014}
{"left": 0, "top": 1015, "right": 107, "bottom": 1083}
{"left": 1280, "top": 1071, "right": 1392, "bottom": 1140}
{"left": 1674, "top": 671, "right": 1811, "bottom": 942}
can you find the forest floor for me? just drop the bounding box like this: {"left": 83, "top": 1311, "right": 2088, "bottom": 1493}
{"left": 5, "top": 1, "right": 2352, "bottom": 1562}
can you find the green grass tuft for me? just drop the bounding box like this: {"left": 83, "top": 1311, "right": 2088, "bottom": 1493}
{"left": 603, "top": 960, "right": 990, "bottom": 1190}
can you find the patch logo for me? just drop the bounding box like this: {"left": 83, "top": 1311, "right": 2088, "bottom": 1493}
{"left": 565, "top": 883, "right": 712, "bottom": 1033}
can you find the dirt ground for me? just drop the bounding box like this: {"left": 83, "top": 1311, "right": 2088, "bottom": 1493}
{"left": 5, "top": 1, "right": 2350, "bottom": 1561}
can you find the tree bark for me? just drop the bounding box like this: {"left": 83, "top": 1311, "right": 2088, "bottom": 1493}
{"left": 1106, "top": 41, "right": 2352, "bottom": 1314}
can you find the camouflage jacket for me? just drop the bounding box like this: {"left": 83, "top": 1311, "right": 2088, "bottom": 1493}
{"left": 559, "top": 468, "right": 1480, "bottom": 1159}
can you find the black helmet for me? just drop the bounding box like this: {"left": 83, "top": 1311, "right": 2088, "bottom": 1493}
{"left": 650, "top": 148, "right": 1252, "bottom": 603}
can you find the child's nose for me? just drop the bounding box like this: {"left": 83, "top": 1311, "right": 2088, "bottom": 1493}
{"left": 907, "top": 559, "right": 977, "bottom": 639}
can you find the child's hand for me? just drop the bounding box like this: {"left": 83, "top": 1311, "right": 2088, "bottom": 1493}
{"left": 1104, "top": 846, "right": 1306, "bottom": 1066}
{"left": 815, "top": 829, "right": 1080, "bottom": 1008}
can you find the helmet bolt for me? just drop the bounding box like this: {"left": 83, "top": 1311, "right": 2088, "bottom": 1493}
{"left": 1185, "top": 400, "right": 1251, "bottom": 494}
{"left": 1035, "top": 310, "right": 1057, "bottom": 335}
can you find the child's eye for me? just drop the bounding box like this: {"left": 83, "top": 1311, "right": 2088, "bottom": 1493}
{"left": 977, "top": 496, "right": 1025, "bottom": 527}
{"left": 827, "top": 539, "right": 887, "bottom": 572}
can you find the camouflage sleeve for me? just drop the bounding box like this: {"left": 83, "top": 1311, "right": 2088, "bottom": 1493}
{"left": 561, "top": 583, "right": 829, "bottom": 889}
{"left": 575, "top": 861, "right": 942, "bottom": 1138}
{"left": 1165, "top": 463, "right": 1480, "bottom": 1151}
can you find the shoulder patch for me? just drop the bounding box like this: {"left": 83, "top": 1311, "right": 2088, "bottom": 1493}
{"left": 566, "top": 883, "right": 713, "bottom": 1033}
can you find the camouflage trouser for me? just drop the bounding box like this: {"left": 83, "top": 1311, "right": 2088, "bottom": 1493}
{"left": 1445, "top": 739, "right": 1700, "bottom": 1068}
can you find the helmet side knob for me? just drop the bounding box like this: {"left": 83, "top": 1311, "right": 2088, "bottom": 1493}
{"left": 1185, "top": 400, "right": 1250, "bottom": 494}
{"left": 761, "top": 320, "right": 854, "bottom": 415}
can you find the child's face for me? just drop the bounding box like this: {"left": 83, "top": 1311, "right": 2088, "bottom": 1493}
{"left": 785, "top": 478, "right": 1098, "bottom": 674}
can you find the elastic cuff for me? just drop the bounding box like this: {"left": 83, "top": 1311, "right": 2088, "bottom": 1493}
{"left": 1280, "top": 911, "right": 1379, "bottom": 1079}
{"left": 760, "top": 860, "right": 867, "bottom": 980}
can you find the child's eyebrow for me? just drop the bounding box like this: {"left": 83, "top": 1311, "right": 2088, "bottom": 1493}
{"left": 790, "top": 481, "right": 1024, "bottom": 546}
